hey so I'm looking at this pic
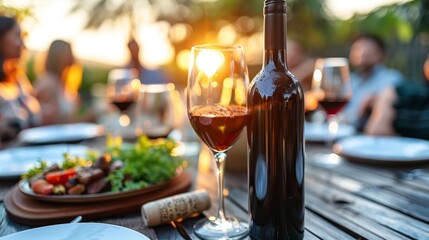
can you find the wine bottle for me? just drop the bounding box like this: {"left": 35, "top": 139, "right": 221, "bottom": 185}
{"left": 247, "top": 0, "right": 305, "bottom": 239}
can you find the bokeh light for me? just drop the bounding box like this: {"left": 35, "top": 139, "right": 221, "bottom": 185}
{"left": 196, "top": 50, "right": 225, "bottom": 77}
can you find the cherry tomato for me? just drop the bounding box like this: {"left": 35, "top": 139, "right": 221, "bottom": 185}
{"left": 45, "top": 168, "right": 76, "bottom": 185}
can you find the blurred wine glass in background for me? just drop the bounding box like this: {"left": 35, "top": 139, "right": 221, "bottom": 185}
{"left": 106, "top": 68, "right": 141, "bottom": 138}
{"left": 135, "top": 83, "right": 176, "bottom": 139}
{"left": 311, "top": 58, "right": 352, "bottom": 143}
{"left": 311, "top": 58, "right": 352, "bottom": 118}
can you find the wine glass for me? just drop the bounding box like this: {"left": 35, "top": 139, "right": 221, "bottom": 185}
{"left": 311, "top": 58, "right": 352, "bottom": 142}
{"left": 135, "top": 83, "right": 176, "bottom": 139}
{"left": 187, "top": 44, "right": 249, "bottom": 239}
{"left": 106, "top": 68, "right": 141, "bottom": 129}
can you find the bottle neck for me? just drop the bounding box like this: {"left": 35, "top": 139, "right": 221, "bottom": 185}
{"left": 263, "top": 11, "right": 287, "bottom": 68}
{"left": 263, "top": 49, "right": 287, "bottom": 68}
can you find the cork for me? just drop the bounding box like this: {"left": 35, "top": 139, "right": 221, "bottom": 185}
{"left": 141, "top": 190, "right": 211, "bottom": 227}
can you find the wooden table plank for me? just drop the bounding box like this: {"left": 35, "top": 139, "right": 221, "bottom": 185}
{"left": 305, "top": 210, "right": 355, "bottom": 240}
{"left": 306, "top": 192, "right": 401, "bottom": 240}
{"left": 306, "top": 174, "right": 429, "bottom": 240}
{"left": 303, "top": 231, "right": 321, "bottom": 240}
{"left": 155, "top": 216, "right": 202, "bottom": 240}
{"left": 195, "top": 169, "right": 248, "bottom": 222}
{"left": 3, "top": 141, "right": 429, "bottom": 239}
{"left": 227, "top": 183, "right": 356, "bottom": 240}
{"left": 306, "top": 160, "right": 429, "bottom": 223}
{"left": 306, "top": 150, "right": 429, "bottom": 192}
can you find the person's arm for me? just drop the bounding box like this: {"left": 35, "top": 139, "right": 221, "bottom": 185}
{"left": 364, "top": 86, "right": 397, "bottom": 136}
{"left": 35, "top": 77, "right": 61, "bottom": 125}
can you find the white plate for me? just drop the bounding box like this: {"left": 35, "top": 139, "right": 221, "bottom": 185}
{"left": 333, "top": 136, "right": 429, "bottom": 164}
{"left": 0, "top": 223, "right": 150, "bottom": 240}
{"left": 305, "top": 122, "right": 355, "bottom": 142}
{"left": 19, "top": 123, "right": 104, "bottom": 144}
{"left": 0, "top": 145, "right": 88, "bottom": 179}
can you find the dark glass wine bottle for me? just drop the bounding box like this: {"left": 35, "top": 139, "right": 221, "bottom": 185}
{"left": 247, "top": 0, "right": 305, "bottom": 239}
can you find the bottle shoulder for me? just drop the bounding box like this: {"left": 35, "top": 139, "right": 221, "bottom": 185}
{"left": 249, "top": 66, "right": 304, "bottom": 100}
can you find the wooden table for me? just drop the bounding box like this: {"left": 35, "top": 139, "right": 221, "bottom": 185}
{"left": 1, "top": 142, "right": 429, "bottom": 239}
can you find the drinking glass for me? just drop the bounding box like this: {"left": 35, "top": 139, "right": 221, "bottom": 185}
{"left": 106, "top": 68, "right": 141, "bottom": 128}
{"left": 311, "top": 58, "right": 352, "bottom": 143}
{"left": 311, "top": 58, "right": 352, "bottom": 118}
{"left": 187, "top": 44, "right": 249, "bottom": 239}
{"left": 135, "top": 83, "right": 176, "bottom": 139}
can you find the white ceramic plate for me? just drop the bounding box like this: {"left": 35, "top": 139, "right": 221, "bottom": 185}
{"left": 19, "top": 123, "right": 104, "bottom": 144}
{"left": 305, "top": 122, "right": 355, "bottom": 142}
{"left": 0, "top": 223, "right": 150, "bottom": 240}
{"left": 0, "top": 145, "right": 88, "bottom": 179}
{"left": 333, "top": 136, "right": 429, "bottom": 164}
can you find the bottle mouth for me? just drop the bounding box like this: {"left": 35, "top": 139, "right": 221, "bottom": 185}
{"left": 264, "top": 0, "right": 286, "bottom": 14}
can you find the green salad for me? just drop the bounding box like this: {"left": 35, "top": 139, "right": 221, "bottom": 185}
{"left": 107, "top": 136, "right": 181, "bottom": 192}
{"left": 23, "top": 136, "right": 184, "bottom": 195}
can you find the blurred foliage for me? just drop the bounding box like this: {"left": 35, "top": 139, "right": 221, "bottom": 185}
{"left": 4, "top": 0, "right": 427, "bottom": 94}
{"left": 0, "top": 0, "right": 34, "bottom": 22}
{"left": 339, "top": 0, "right": 428, "bottom": 43}
{"left": 66, "top": 0, "right": 429, "bottom": 90}
{"left": 72, "top": 0, "right": 429, "bottom": 52}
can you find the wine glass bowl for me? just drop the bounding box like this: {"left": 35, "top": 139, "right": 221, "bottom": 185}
{"left": 311, "top": 58, "right": 352, "bottom": 117}
{"left": 106, "top": 68, "right": 141, "bottom": 127}
{"left": 135, "top": 83, "right": 176, "bottom": 139}
{"left": 187, "top": 44, "right": 249, "bottom": 239}
{"left": 189, "top": 104, "right": 247, "bottom": 152}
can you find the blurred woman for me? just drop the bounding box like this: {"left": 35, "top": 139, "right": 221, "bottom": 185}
{"left": 35, "top": 40, "right": 82, "bottom": 125}
{"left": 0, "top": 16, "right": 41, "bottom": 142}
{"left": 365, "top": 53, "right": 429, "bottom": 140}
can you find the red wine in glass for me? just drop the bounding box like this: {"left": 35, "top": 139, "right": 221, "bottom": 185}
{"left": 318, "top": 98, "right": 349, "bottom": 115}
{"left": 189, "top": 105, "right": 248, "bottom": 152}
{"left": 111, "top": 99, "right": 135, "bottom": 112}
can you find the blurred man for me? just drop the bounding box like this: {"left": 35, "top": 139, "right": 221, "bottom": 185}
{"left": 127, "top": 38, "right": 169, "bottom": 85}
{"left": 343, "top": 34, "right": 403, "bottom": 127}
{"left": 364, "top": 52, "right": 429, "bottom": 140}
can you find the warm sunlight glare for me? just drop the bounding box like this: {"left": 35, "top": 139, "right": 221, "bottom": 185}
{"left": 220, "top": 77, "right": 233, "bottom": 105}
{"left": 139, "top": 22, "right": 174, "bottom": 68}
{"left": 196, "top": 50, "right": 225, "bottom": 77}
{"left": 198, "top": 145, "right": 213, "bottom": 173}
{"left": 170, "top": 23, "right": 192, "bottom": 43}
{"left": 64, "top": 64, "right": 83, "bottom": 96}
{"left": 177, "top": 49, "right": 191, "bottom": 71}
{"left": 234, "top": 78, "right": 246, "bottom": 105}
{"left": 217, "top": 24, "right": 237, "bottom": 44}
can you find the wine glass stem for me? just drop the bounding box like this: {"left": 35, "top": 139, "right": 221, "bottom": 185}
{"left": 327, "top": 114, "right": 337, "bottom": 146}
{"left": 214, "top": 151, "right": 227, "bottom": 221}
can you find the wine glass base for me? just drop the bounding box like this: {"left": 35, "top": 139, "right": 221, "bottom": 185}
{"left": 193, "top": 217, "right": 248, "bottom": 240}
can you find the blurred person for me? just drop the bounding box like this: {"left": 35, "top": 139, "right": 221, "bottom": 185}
{"left": 127, "top": 38, "right": 169, "bottom": 85}
{"left": 287, "top": 38, "right": 315, "bottom": 91}
{"left": 342, "top": 34, "right": 403, "bottom": 127}
{"left": 0, "top": 16, "right": 41, "bottom": 142}
{"left": 365, "top": 52, "right": 429, "bottom": 140}
{"left": 35, "top": 40, "right": 82, "bottom": 125}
